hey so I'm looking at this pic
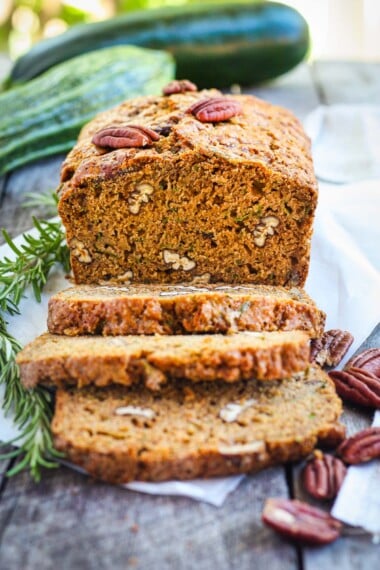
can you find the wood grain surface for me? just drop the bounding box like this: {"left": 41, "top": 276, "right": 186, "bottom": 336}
{"left": 0, "top": 61, "right": 379, "bottom": 570}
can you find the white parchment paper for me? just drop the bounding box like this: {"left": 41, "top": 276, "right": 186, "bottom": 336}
{"left": 0, "top": 104, "right": 379, "bottom": 506}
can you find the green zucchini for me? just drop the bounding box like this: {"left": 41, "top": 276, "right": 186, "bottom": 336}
{"left": 7, "top": 1, "right": 309, "bottom": 89}
{"left": 0, "top": 46, "right": 174, "bottom": 175}
{"left": 1, "top": 49, "right": 165, "bottom": 116}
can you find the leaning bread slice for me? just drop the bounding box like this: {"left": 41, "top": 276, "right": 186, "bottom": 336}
{"left": 47, "top": 284, "right": 325, "bottom": 337}
{"left": 52, "top": 366, "right": 345, "bottom": 484}
{"left": 17, "top": 331, "right": 310, "bottom": 389}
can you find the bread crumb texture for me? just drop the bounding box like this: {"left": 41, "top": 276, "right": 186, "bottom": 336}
{"left": 52, "top": 366, "right": 344, "bottom": 483}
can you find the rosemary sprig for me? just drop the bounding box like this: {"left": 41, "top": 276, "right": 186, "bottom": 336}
{"left": 0, "top": 217, "right": 69, "bottom": 310}
{"left": 0, "top": 317, "right": 61, "bottom": 481}
{"left": 0, "top": 208, "right": 70, "bottom": 481}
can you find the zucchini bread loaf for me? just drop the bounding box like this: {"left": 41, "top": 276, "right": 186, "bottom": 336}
{"left": 47, "top": 284, "right": 325, "bottom": 337}
{"left": 16, "top": 330, "right": 310, "bottom": 389}
{"left": 52, "top": 366, "right": 344, "bottom": 484}
{"left": 58, "top": 83, "right": 317, "bottom": 286}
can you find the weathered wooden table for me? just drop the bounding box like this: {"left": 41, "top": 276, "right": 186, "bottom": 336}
{"left": 0, "top": 61, "right": 379, "bottom": 569}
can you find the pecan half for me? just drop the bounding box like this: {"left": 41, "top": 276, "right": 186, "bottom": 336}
{"left": 329, "top": 367, "right": 380, "bottom": 408}
{"left": 337, "top": 427, "right": 380, "bottom": 464}
{"left": 262, "top": 498, "right": 342, "bottom": 545}
{"left": 92, "top": 125, "right": 160, "bottom": 149}
{"left": 347, "top": 348, "right": 380, "bottom": 378}
{"left": 310, "top": 329, "right": 354, "bottom": 367}
{"left": 303, "top": 452, "right": 347, "bottom": 500}
{"left": 163, "top": 79, "right": 198, "bottom": 95}
{"left": 186, "top": 97, "right": 242, "bottom": 122}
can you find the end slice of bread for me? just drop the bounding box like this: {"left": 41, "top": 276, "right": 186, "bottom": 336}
{"left": 52, "top": 366, "right": 344, "bottom": 484}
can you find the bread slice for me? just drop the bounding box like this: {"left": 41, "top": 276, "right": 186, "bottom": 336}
{"left": 17, "top": 330, "right": 310, "bottom": 389}
{"left": 47, "top": 284, "right": 325, "bottom": 337}
{"left": 52, "top": 366, "right": 345, "bottom": 484}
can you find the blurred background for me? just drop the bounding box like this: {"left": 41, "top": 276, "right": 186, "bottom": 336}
{"left": 0, "top": 0, "right": 379, "bottom": 62}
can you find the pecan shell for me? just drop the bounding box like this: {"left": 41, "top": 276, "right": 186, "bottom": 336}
{"left": 163, "top": 79, "right": 198, "bottom": 95}
{"left": 337, "top": 427, "right": 380, "bottom": 464}
{"left": 186, "top": 97, "right": 242, "bottom": 122}
{"left": 329, "top": 367, "right": 380, "bottom": 408}
{"left": 92, "top": 125, "right": 160, "bottom": 149}
{"left": 303, "top": 452, "right": 347, "bottom": 500}
{"left": 262, "top": 498, "right": 342, "bottom": 545}
{"left": 310, "top": 329, "right": 354, "bottom": 367}
{"left": 347, "top": 348, "right": 380, "bottom": 378}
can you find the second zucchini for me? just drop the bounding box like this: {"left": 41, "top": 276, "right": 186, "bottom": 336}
{"left": 0, "top": 46, "right": 174, "bottom": 175}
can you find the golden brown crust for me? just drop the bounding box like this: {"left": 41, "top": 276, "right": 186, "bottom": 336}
{"left": 52, "top": 366, "right": 344, "bottom": 484}
{"left": 16, "top": 330, "right": 311, "bottom": 389}
{"left": 58, "top": 90, "right": 317, "bottom": 286}
{"left": 47, "top": 284, "right": 325, "bottom": 337}
{"left": 61, "top": 91, "right": 313, "bottom": 185}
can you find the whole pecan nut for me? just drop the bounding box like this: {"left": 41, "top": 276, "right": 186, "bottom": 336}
{"left": 163, "top": 79, "right": 198, "bottom": 95}
{"left": 337, "top": 427, "right": 380, "bottom": 464}
{"left": 92, "top": 125, "right": 160, "bottom": 149}
{"left": 329, "top": 367, "right": 380, "bottom": 408}
{"left": 262, "top": 498, "right": 342, "bottom": 545}
{"left": 186, "top": 97, "right": 242, "bottom": 122}
{"left": 303, "top": 452, "right": 347, "bottom": 500}
{"left": 347, "top": 348, "right": 380, "bottom": 378}
{"left": 310, "top": 329, "right": 354, "bottom": 367}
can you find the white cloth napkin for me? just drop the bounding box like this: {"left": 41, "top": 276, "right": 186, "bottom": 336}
{"left": 304, "top": 104, "right": 380, "bottom": 183}
{"left": 1, "top": 104, "right": 379, "bottom": 506}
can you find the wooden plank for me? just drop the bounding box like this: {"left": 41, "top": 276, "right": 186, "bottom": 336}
{"left": 0, "top": 466, "right": 297, "bottom": 570}
{"left": 0, "top": 176, "right": 8, "bottom": 208}
{"left": 0, "top": 452, "right": 12, "bottom": 495}
{"left": 0, "top": 156, "right": 64, "bottom": 239}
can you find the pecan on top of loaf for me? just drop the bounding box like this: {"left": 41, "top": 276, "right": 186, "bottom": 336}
{"left": 92, "top": 125, "right": 160, "bottom": 149}
{"left": 186, "top": 97, "right": 242, "bottom": 122}
{"left": 162, "top": 79, "right": 198, "bottom": 95}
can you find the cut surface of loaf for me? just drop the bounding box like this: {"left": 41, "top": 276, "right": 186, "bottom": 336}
{"left": 48, "top": 284, "right": 325, "bottom": 337}
{"left": 52, "top": 366, "right": 344, "bottom": 484}
{"left": 58, "top": 88, "right": 317, "bottom": 286}
{"left": 16, "top": 330, "right": 311, "bottom": 389}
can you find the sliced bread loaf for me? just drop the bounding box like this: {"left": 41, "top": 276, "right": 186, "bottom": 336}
{"left": 17, "top": 330, "right": 310, "bottom": 389}
{"left": 47, "top": 284, "right": 325, "bottom": 337}
{"left": 52, "top": 366, "right": 345, "bottom": 484}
